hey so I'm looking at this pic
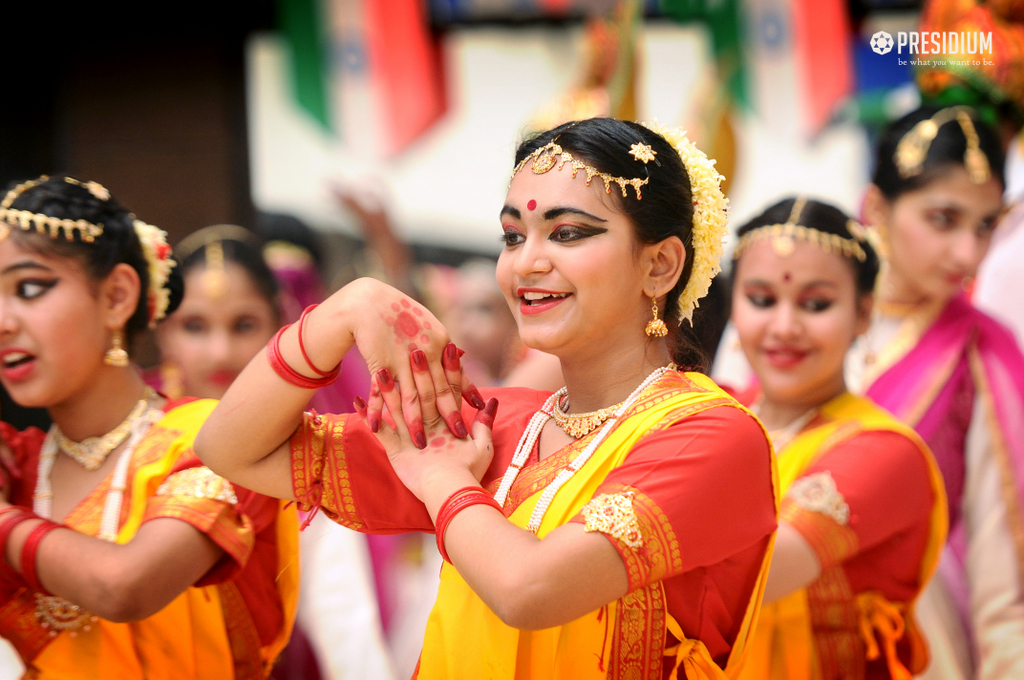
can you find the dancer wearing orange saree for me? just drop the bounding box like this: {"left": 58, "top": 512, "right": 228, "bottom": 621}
{"left": 727, "top": 199, "right": 947, "bottom": 680}
{"left": 0, "top": 177, "right": 298, "bottom": 679}
{"left": 196, "top": 118, "right": 779, "bottom": 679}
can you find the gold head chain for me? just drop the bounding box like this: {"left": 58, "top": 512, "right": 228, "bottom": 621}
{"left": 510, "top": 138, "right": 652, "bottom": 199}
{"left": 733, "top": 197, "right": 869, "bottom": 262}
{"left": 893, "top": 106, "right": 992, "bottom": 184}
{"left": 0, "top": 176, "right": 107, "bottom": 242}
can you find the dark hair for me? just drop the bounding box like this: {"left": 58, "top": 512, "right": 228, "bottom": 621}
{"left": 5, "top": 175, "right": 184, "bottom": 338}
{"left": 734, "top": 197, "right": 881, "bottom": 296}
{"left": 514, "top": 118, "right": 704, "bottom": 368}
{"left": 174, "top": 226, "right": 279, "bottom": 309}
{"left": 872, "top": 106, "right": 1006, "bottom": 200}
{"left": 256, "top": 212, "right": 325, "bottom": 272}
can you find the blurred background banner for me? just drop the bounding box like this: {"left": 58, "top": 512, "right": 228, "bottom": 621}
{"left": 12, "top": 0, "right": 1016, "bottom": 266}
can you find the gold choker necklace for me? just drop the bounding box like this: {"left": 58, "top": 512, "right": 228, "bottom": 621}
{"left": 56, "top": 388, "right": 156, "bottom": 470}
{"left": 551, "top": 364, "right": 678, "bottom": 439}
{"left": 552, "top": 396, "right": 626, "bottom": 439}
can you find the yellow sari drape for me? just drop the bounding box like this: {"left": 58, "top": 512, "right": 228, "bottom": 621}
{"left": 20, "top": 401, "right": 300, "bottom": 680}
{"left": 417, "top": 373, "right": 779, "bottom": 680}
{"left": 736, "top": 393, "right": 948, "bottom": 680}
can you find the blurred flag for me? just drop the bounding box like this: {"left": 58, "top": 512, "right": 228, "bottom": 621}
{"left": 743, "top": 0, "right": 853, "bottom": 135}
{"left": 661, "top": 0, "right": 749, "bottom": 107}
{"left": 278, "top": 0, "right": 448, "bottom": 155}
{"left": 279, "top": 0, "right": 332, "bottom": 130}
{"left": 362, "top": 0, "right": 448, "bottom": 154}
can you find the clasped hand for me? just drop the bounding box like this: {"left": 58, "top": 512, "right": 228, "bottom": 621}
{"left": 343, "top": 280, "right": 496, "bottom": 500}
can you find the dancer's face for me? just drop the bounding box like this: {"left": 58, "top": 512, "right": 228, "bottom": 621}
{"left": 867, "top": 166, "right": 1003, "bottom": 304}
{"left": 732, "top": 240, "right": 870, "bottom": 407}
{"left": 0, "top": 238, "right": 117, "bottom": 407}
{"left": 158, "top": 262, "right": 278, "bottom": 399}
{"left": 496, "top": 160, "right": 653, "bottom": 361}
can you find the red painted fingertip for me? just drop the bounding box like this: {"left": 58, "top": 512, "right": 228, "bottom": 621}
{"left": 464, "top": 386, "right": 486, "bottom": 410}
{"left": 411, "top": 349, "right": 428, "bottom": 370}
{"left": 446, "top": 413, "right": 468, "bottom": 439}
{"left": 413, "top": 431, "right": 427, "bottom": 449}
{"left": 457, "top": 347, "right": 466, "bottom": 358}
{"left": 376, "top": 368, "right": 395, "bottom": 391}
{"left": 369, "top": 417, "right": 380, "bottom": 433}
{"left": 442, "top": 343, "right": 460, "bottom": 371}
{"left": 476, "top": 398, "right": 499, "bottom": 429}
{"left": 353, "top": 396, "right": 367, "bottom": 412}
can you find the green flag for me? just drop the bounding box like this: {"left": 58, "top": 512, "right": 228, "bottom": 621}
{"left": 278, "top": 0, "right": 331, "bottom": 130}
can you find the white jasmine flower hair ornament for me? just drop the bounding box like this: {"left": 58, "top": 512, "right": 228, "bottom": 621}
{"left": 132, "top": 218, "right": 175, "bottom": 327}
{"left": 642, "top": 121, "right": 729, "bottom": 325}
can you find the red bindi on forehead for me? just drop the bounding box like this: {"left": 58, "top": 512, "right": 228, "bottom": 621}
{"left": 783, "top": 272, "right": 791, "bottom": 282}
{"left": 527, "top": 199, "right": 537, "bottom": 211}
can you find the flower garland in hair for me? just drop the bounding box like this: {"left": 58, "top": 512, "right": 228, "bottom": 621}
{"left": 641, "top": 121, "right": 729, "bottom": 325}
{"left": 133, "top": 218, "right": 175, "bottom": 327}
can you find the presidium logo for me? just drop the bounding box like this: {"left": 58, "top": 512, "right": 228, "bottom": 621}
{"left": 870, "top": 31, "right": 894, "bottom": 55}
{"left": 870, "top": 29, "right": 993, "bottom": 59}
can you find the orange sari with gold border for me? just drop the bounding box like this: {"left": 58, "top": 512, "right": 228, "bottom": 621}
{"left": 0, "top": 400, "right": 299, "bottom": 680}
{"left": 735, "top": 393, "right": 947, "bottom": 680}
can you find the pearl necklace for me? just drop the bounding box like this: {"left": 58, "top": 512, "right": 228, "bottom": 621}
{"left": 751, "top": 400, "right": 818, "bottom": 452}
{"left": 494, "top": 366, "right": 672, "bottom": 533}
{"left": 55, "top": 389, "right": 155, "bottom": 471}
{"left": 32, "top": 397, "right": 162, "bottom": 636}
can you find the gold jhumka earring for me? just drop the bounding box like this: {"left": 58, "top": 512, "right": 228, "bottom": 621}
{"left": 645, "top": 296, "right": 668, "bottom": 338}
{"left": 104, "top": 330, "right": 129, "bottom": 367}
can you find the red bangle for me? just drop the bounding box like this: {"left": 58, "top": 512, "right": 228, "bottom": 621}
{"left": 297, "top": 305, "right": 341, "bottom": 377}
{"left": 266, "top": 325, "right": 339, "bottom": 389}
{"left": 434, "top": 486, "right": 502, "bottom": 564}
{"left": 0, "top": 508, "right": 35, "bottom": 567}
{"left": 20, "top": 520, "right": 61, "bottom": 594}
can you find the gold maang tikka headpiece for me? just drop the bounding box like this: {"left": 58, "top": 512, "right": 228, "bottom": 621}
{"left": 511, "top": 138, "right": 650, "bottom": 199}
{"left": 0, "top": 176, "right": 106, "bottom": 242}
{"left": 894, "top": 106, "right": 992, "bottom": 184}
{"left": 733, "top": 197, "right": 869, "bottom": 263}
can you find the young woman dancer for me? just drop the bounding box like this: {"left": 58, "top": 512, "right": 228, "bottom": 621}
{"left": 855, "top": 107, "right": 1024, "bottom": 680}
{"left": 727, "top": 197, "right": 947, "bottom": 679}
{"left": 195, "top": 117, "right": 779, "bottom": 679}
{"left": 0, "top": 176, "right": 298, "bottom": 679}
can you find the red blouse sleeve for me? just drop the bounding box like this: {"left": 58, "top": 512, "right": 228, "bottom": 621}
{"left": 571, "top": 405, "right": 777, "bottom": 592}
{"left": 0, "top": 421, "right": 46, "bottom": 508}
{"left": 287, "top": 386, "right": 550, "bottom": 534}
{"left": 289, "top": 410, "right": 435, "bottom": 533}
{"left": 782, "top": 430, "right": 934, "bottom": 570}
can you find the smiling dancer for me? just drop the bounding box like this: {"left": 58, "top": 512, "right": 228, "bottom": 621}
{"left": 726, "top": 197, "right": 947, "bottom": 680}
{"left": 0, "top": 176, "right": 298, "bottom": 679}
{"left": 195, "top": 117, "right": 778, "bottom": 679}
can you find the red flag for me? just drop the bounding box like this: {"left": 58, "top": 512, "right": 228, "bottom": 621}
{"left": 792, "top": 0, "right": 853, "bottom": 132}
{"left": 364, "top": 0, "right": 448, "bottom": 155}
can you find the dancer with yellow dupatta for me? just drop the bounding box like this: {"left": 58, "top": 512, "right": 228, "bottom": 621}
{"left": 0, "top": 177, "right": 298, "bottom": 679}
{"left": 727, "top": 198, "right": 947, "bottom": 680}
{"left": 196, "top": 117, "right": 779, "bottom": 679}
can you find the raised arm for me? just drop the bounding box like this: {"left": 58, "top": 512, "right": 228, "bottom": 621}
{"left": 195, "top": 278, "right": 478, "bottom": 500}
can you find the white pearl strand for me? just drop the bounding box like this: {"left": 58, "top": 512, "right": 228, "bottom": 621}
{"left": 493, "top": 366, "right": 671, "bottom": 533}
{"left": 30, "top": 398, "right": 162, "bottom": 635}
{"left": 750, "top": 400, "right": 819, "bottom": 453}
{"left": 35, "top": 403, "right": 163, "bottom": 540}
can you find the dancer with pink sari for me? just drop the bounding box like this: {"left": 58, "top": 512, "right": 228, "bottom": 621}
{"left": 853, "top": 106, "right": 1024, "bottom": 680}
